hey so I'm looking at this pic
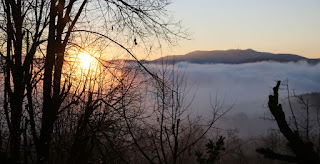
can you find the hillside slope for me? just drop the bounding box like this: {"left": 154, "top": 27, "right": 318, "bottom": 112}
{"left": 152, "top": 49, "right": 319, "bottom": 64}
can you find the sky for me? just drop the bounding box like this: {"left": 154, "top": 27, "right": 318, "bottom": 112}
{"left": 166, "top": 0, "right": 320, "bottom": 59}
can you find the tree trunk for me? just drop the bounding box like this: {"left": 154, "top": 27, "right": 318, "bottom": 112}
{"left": 5, "top": 0, "right": 24, "bottom": 162}
{"left": 258, "top": 81, "right": 320, "bottom": 164}
{"left": 38, "top": 0, "right": 58, "bottom": 162}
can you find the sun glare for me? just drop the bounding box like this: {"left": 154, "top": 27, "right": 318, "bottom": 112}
{"left": 78, "top": 52, "right": 97, "bottom": 70}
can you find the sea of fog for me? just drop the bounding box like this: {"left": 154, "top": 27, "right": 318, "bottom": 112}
{"left": 148, "top": 61, "right": 320, "bottom": 138}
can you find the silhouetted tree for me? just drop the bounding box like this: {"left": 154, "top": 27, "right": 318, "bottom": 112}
{"left": 256, "top": 81, "right": 320, "bottom": 164}
{"left": 115, "top": 63, "right": 231, "bottom": 164}
{"left": 195, "top": 136, "right": 225, "bottom": 164}
{"left": 0, "top": 0, "right": 184, "bottom": 163}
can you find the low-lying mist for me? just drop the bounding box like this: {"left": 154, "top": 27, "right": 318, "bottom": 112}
{"left": 152, "top": 61, "right": 320, "bottom": 138}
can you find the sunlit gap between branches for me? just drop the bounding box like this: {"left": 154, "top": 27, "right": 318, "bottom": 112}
{"left": 63, "top": 49, "right": 133, "bottom": 95}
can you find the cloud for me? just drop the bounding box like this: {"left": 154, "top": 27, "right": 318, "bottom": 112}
{"left": 163, "top": 62, "right": 320, "bottom": 137}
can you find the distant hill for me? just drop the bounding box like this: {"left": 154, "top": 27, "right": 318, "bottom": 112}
{"left": 152, "top": 49, "right": 320, "bottom": 64}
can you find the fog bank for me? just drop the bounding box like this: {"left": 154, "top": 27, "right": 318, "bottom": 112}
{"left": 174, "top": 62, "right": 320, "bottom": 137}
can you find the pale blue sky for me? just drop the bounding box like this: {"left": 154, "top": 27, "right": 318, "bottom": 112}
{"left": 168, "top": 0, "right": 320, "bottom": 58}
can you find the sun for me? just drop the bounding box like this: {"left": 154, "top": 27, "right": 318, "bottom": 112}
{"left": 77, "top": 52, "right": 97, "bottom": 70}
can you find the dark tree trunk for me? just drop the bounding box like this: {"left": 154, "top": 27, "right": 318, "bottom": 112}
{"left": 4, "top": 0, "right": 25, "bottom": 163}
{"left": 38, "top": 0, "right": 58, "bottom": 163}
{"left": 257, "top": 81, "right": 320, "bottom": 164}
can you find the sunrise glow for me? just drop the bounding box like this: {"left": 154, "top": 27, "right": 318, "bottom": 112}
{"left": 77, "top": 52, "right": 98, "bottom": 70}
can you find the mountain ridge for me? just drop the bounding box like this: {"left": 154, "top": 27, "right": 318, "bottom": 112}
{"left": 151, "top": 49, "right": 320, "bottom": 64}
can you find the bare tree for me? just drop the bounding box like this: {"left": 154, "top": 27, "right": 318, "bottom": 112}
{"left": 256, "top": 81, "right": 320, "bottom": 164}
{"left": 113, "top": 62, "right": 231, "bottom": 164}
{"left": 0, "top": 0, "right": 184, "bottom": 163}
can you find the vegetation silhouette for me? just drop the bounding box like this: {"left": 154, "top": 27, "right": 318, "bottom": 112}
{"left": 257, "top": 81, "right": 320, "bottom": 164}
{"left": 0, "top": 1, "right": 319, "bottom": 164}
